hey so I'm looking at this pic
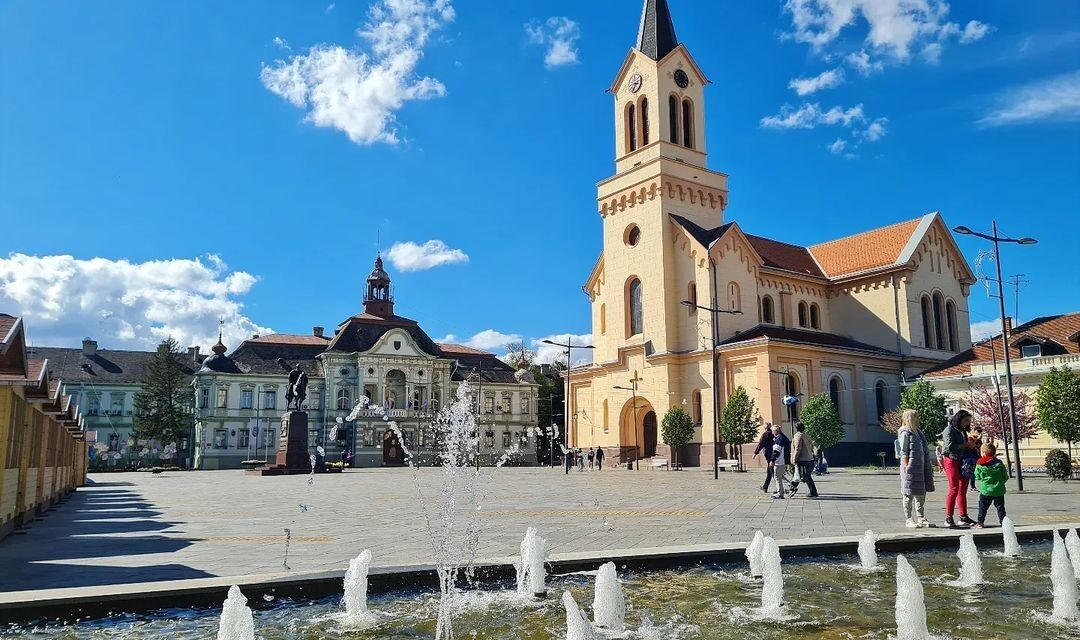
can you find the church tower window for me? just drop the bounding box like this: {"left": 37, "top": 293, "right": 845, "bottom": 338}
{"left": 809, "top": 303, "right": 821, "bottom": 330}
{"left": 946, "top": 300, "right": 959, "bottom": 352}
{"left": 932, "top": 292, "right": 945, "bottom": 350}
{"left": 921, "top": 295, "right": 934, "bottom": 348}
{"left": 727, "top": 282, "right": 741, "bottom": 312}
{"left": 687, "top": 282, "right": 697, "bottom": 315}
{"left": 682, "top": 99, "right": 694, "bottom": 149}
{"left": 627, "top": 277, "right": 644, "bottom": 337}
{"left": 761, "top": 296, "right": 775, "bottom": 324}
{"left": 627, "top": 103, "right": 638, "bottom": 152}
{"left": 798, "top": 301, "right": 809, "bottom": 328}
{"left": 640, "top": 97, "right": 650, "bottom": 145}
{"left": 668, "top": 95, "right": 679, "bottom": 144}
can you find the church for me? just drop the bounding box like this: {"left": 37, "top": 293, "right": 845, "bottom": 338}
{"left": 567, "top": 0, "right": 977, "bottom": 467}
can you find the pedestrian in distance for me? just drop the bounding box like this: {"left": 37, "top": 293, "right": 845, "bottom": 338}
{"left": 972, "top": 442, "right": 1008, "bottom": 529}
{"left": 562, "top": 445, "right": 572, "bottom": 475}
{"left": 578, "top": 448, "right": 585, "bottom": 471}
{"left": 787, "top": 422, "right": 818, "bottom": 498}
{"left": 898, "top": 409, "right": 934, "bottom": 528}
{"left": 587, "top": 448, "right": 595, "bottom": 470}
{"left": 770, "top": 424, "right": 792, "bottom": 499}
{"left": 752, "top": 422, "right": 776, "bottom": 493}
{"left": 595, "top": 447, "right": 604, "bottom": 470}
{"left": 941, "top": 409, "right": 975, "bottom": 528}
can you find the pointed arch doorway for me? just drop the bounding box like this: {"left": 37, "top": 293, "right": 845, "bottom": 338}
{"left": 618, "top": 396, "right": 657, "bottom": 462}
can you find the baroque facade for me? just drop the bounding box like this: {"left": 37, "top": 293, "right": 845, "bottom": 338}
{"left": 567, "top": 0, "right": 977, "bottom": 467}
{"left": 193, "top": 256, "right": 539, "bottom": 469}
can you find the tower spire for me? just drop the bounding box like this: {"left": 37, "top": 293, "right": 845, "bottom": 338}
{"left": 637, "top": 0, "right": 679, "bottom": 61}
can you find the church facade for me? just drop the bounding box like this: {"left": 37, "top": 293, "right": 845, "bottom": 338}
{"left": 193, "top": 256, "right": 540, "bottom": 469}
{"left": 567, "top": 0, "right": 978, "bottom": 467}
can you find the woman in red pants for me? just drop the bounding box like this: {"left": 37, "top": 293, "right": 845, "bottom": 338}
{"left": 940, "top": 409, "right": 975, "bottom": 528}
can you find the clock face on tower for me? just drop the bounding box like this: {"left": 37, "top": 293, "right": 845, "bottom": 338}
{"left": 673, "top": 69, "right": 689, "bottom": 88}
{"left": 627, "top": 73, "right": 643, "bottom": 93}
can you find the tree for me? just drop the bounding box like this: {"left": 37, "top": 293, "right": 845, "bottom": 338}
{"left": 503, "top": 340, "right": 537, "bottom": 369}
{"left": 661, "top": 407, "right": 695, "bottom": 470}
{"left": 880, "top": 408, "right": 903, "bottom": 435}
{"left": 899, "top": 380, "right": 948, "bottom": 444}
{"left": 1036, "top": 366, "right": 1080, "bottom": 458}
{"left": 133, "top": 338, "right": 193, "bottom": 462}
{"left": 718, "top": 386, "right": 760, "bottom": 471}
{"left": 971, "top": 385, "right": 1039, "bottom": 442}
{"left": 532, "top": 365, "right": 563, "bottom": 465}
{"left": 800, "top": 393, "right": 845, "bottom": 452}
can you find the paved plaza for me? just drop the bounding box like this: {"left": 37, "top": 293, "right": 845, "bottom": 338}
{"left": 3, "top": 466, "right": 1080, "bottom": 594}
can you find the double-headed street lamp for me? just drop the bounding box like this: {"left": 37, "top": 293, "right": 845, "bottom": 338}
{"left": 540, "top": 338, "right": 595, "bottom": 457}
{"left": 954, "top": 222, "right": 1037, "bottom": 492}
{"left": 682, "top": 299, "right": 743, "bottom": 480}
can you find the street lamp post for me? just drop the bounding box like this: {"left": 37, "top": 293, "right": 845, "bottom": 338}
{"left": 682, "top": 300, "right": 743, "bottom": 479}
{"left": 954, "top": 222, "right": 1037, "bottom": 491}
{"left": 614, "top": 375, "right": 642, "bottom": 470}
{"left": 540, "top": 338, "right": 595, "bottom": 455}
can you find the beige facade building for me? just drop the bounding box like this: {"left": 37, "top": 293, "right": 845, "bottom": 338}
{"left": 568, "top": 0, "right": 978, "bottom": 467}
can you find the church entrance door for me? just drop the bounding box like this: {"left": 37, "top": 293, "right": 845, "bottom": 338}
{"left": 642, "top": 411, "right": 658, "bottom": 458}
{"left": 382, "top": 430, "right": 405, "bottom": 466}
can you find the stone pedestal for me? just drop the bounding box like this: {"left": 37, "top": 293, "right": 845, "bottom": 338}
{"left": 258, "top": 411, "right": 310, "bottom": 476}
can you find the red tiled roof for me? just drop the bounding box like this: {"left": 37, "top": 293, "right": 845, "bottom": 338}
{"left": 809, "top": 217, "right": 923, "bottom": 278}
{"left": 0, "top": 314, "right": 18, "bottom": 343}
{"left": 745, "top": 234, "right": 825, "bottom": 278}
{"left": 437, "top": 343, "right": 494, "bottom": 356}
{"left": 247, "top": 334, "right": 331, "bottom": 346}
{"left": 25, "top": 358, "right": 46, "bottom": 382}
{"left": 922, "top": 313, "right": 1080, "bottom": 379}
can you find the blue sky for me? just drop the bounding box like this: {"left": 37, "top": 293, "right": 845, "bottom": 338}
{"left": 1, "top": 0, "right": 1078, "bottom": 361}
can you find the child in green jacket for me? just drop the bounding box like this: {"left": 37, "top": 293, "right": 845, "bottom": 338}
{"left": 972, "top": 442, "right": 1008, "bottom": 529}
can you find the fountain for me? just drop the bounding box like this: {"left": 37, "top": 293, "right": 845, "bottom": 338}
{"left": 216, "top": 586, "right": 255, "bottom": 640}
{"left": 592, "top": 561, "right": 626, "bottom": 632}
{"left": 516, "top": 527, "right": 548, "bottom": 599}
{"left": 1065, "top": 528, "right": 1080, "bottom": 579}
{"left": 746, "top": 530, "right": 765, "bottom": 579}
{"left": 857, "top": 529, "right": 879, "bottom": 570}
{"left": 562, "top": 591, "right": 598, "bottom": 640}
{"left": 760, "top": 536, "right": 784, "bottom": 613}
{"left": 1002, "top": 516, "right": 1020, "bottom": 557}
{"left": 343, "top": 549, "right": 373, "bottom": 622}
{"left": 1051, "top": 532, "right": 1080, "bottom": 622}
{"left": 955, "top": 534, "right": 984, "bottom": 586}
{"left": 895, "top": 555, "right": 929, "bottom": 640}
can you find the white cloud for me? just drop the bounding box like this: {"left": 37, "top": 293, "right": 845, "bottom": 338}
{"left": 827, "top": 138, "right": 847, "bottom": 154}
{"left": 788, "top": 67, "right": 845, "bottom": 96}
{"left": 260, "top": 0, "right": 454, "bottom": 146}
{"left": 0, "top": 253, "right": 271, "bottom": 352}
{"left": 959, "top": 20, "right": 993, "bottom": 44}
{"left": 325, "top": 3, "right": 336, "bottom": 14}
{"left": 970, "top": 319, "right": 1001, "bottom": 342}
{"left": 857, "top": 117, "right": 888, "bottom": 141}
{"left": 525, "top": 17, "right": 581, "bottom": 69}
{"left": 531, "top": 333, "right": 594, "bottom": 366}
{"left": 921, "top": 41, "right": 943, "bottom": 64}
{"left": 386, "top": 240, "right": 468, "bottom": 272}
{"left": 439, "top": 329, "right": 521, "bottom": 352}
{"left": 272, "top": 36, "right": 291, "bottom": 51}
{"left": 978, "top": 70, "right": 1080, "bottom": 127}
{"left": 761, "top": 102, "right": 866, "bottom": 129}
{"left": 844, "top": 49, "right": 883, "bottom": 75}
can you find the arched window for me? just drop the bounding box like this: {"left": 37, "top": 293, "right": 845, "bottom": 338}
{"left": 946, "top": 300, "right": 958, "bottom": 352}
{"left": 640, "top": 97, "right": 650, "bottom": 145}
{"left": 728, "top": 282, "right": 741, "bottom": 312}
{"left": 798, "top": 301, "right": 809, "bottom": 328}
{"left": 600, "top": 303, "right": 607, "bottom": 335}
{"left": 920, "top": 295, "right": 934, "bottom": 349}
{"left": 809, "top": 303, "right": 821, "bottom": 330}
{"left": 336, "top": 388, "right": 351, "bottom": 410}
{"left": 668, "top": 95, "right": 679, "bottom": 144}
{"left": 829, "top": 377, "right": 843, "bottom": 419}
{"left": 687, "top": 282, "right": 697, "bottom": 315}
{"left": 875, "top": 380, "right": 887, "bottom": 421}
{"left": 627, "top": 277, "right": 644, "bottom": 337}
{"left": 692, "top": 390, "right": 703, "bottom": 424}
{"left": 762, "top": 296, "right": 775, "bottom": 324}
{"left": 627, "top": 104, "right": 638, "bottom": 153}
{"left": 932, "top": 292, "right": 945, "bottom": 350}
{"left": 602, "top": 399, "right": 609, "bottom": 431}
{"left": 682, "top": 99, "right": 694, "bottom": 149}
{"left": 785, "top": 373, "right": 800, "bottom": 420}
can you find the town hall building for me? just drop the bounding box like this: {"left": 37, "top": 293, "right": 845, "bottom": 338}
{"left": 567, "top": 0, "right": 978, "bottom": 467}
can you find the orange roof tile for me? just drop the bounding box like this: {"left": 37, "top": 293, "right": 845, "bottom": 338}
{"left": 437, "top": 343, "right": 494, "bottom": 356}
{"left": 809, "top": 217, "right": 923, "bottom": 278}
{"left": 247, "top": 334, "right": 330, "bottom": 346}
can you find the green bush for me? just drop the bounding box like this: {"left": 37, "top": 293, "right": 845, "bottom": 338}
{"left": 1045, "top": 449, "right": 1072, "bottom": 481}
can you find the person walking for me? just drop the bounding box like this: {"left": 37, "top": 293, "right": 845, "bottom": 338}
{"left": 787, "top": 422, "right": 818, "bottom": 498}
{"left": 577, "top": 448, "right": 585, "bottom": 471}
{"left": 941, "top": 409, "right": 975, "bottom": 528}
{"left": 753, "top": 422, "right": 776, "bottom": 493}
{"left": 771, "top": 424, "right": 792, "bottom": 500}
{"left": 899, "top": 409, "right": 934, "bottom": 528}
{"left": 595, "top": 447, "right": 604, "bottom": 470}
{"left": 972, "top": 442, "right": 1008, "bottom": 529}
{"left": 563, "top": 445, "right": 573, "bottom": 475}
{"left": 587, "top": 448, "right": 595, "bottom": 470}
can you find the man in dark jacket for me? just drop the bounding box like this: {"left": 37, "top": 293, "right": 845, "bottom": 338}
{"left": 753, "top": 423, "right": 776, "bottom": 492}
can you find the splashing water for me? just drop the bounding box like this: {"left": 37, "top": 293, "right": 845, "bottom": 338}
{"left": 1051, "top": 532, "right": 1080, "bottom": 622}
{"left": 592, "top": 561, "right": 625, "bottom": 632}
{"left": 343, "top": 550, "right": 373, "bottom": 621}
{"left": 858, "top": 529, "right": 879, "bottom": 570}
{"left": 1065, "top": 528, "right": 1080, "bottom": 580}
{"left": 562, "top": 591, "right": 597, "bottom": 640}
{"left": 955, "top": 534, "right": 984, "bottom": 586}
{"left": 895, "top": 555, "right": 929, "bottom": 640}
{"left": 515, "top": 527, "right": 547, "bottom": 598}
{"left": 1002, "top": 516, "right": 1020, "bottom": 557}
{"left": 745, "top": 530, "right": 764, "bottom": 579}
{"left": 760, "top": 536, "right": 783, "bottom": 612}
{"left": 216, "top": 586, "right": 255, "bottom": 640}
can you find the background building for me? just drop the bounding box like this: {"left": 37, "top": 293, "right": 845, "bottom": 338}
{"left": 568, "top": 0, "right": 977, "bottom": 467}
{"left": 193, "top": 256, "right": 539, "bottom": 469}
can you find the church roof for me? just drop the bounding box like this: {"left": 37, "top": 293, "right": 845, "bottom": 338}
{"left": 744, "top": 234, "right": 825, "bottom": 278}
{"left": 720, "top": 325, "right": 899, "bottom": 357}
{"left": 921, "top": 313, "right": 1080, "bottom": 379}
{"left": 669, "top": 214, "right": 734, "bottom": 248}
{"left": 637, "top": 0, "right": 679, "bottom": 61}
{"left": 808, "top": 216, "right": 924, "bottom": 278}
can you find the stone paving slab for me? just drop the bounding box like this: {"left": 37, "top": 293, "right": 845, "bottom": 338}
{"left": 1, "top": 467, "right": 1078, "bottom": 594}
